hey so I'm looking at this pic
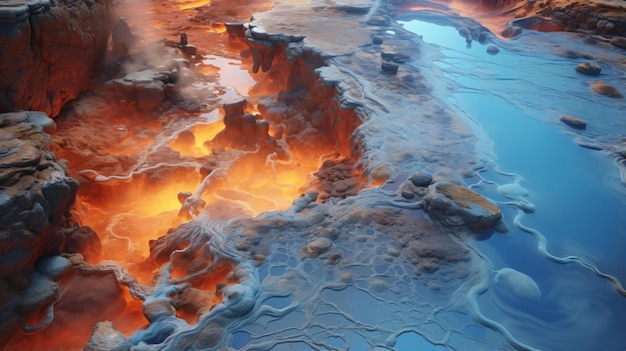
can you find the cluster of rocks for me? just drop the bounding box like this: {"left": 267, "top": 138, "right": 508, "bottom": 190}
{"left": 313, "top": 159, "right": 361, "bottom": 201}
{"left": 545, "top": 4, "right": 626, "bottom": 36}
{"left": 0, "top": 111, "right": 86, "bottom": 341}
{"left": 0, "top": 0, "right": 115, "bottom": 117}
{"left": 400, "top": 172, "right": 503, "bottom": 232}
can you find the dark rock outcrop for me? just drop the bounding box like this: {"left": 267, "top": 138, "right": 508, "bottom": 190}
{"left": 0, "top": 0, "right": 115, "bottom": 117}
{"left": 0, "top": 111, "right": 79, "bottom": 342}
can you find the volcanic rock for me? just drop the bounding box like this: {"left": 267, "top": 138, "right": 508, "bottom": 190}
{"left": 0, "top": 0, "right": 115, "bottom": 117}
{"left": 575, "top": 62, "right": 601, "bottom": 76}
{"left": 559, "top": 114, "right": 587, "bottom": 129}
{"left": 423, "top": 182, "right": 502, "bottom": 232}
{"left": 0, "top": 111, "right": 79, "bottom": 342}
{"left": 591, "top": 80, "right": 624, "bottom": 98}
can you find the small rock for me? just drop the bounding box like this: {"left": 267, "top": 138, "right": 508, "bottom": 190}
{"left": 410, "top": 172, "right": 433, "bottom": 187}
{"left": 576, "top": 141, "right": 603, "bottom": 150}
{"left": 381, "top": 62, "right": 399, "bottom": 74}
{"left": 591, "top": 80, "right": 623, "bottom": 98}
{"left": 495, "top": 268, "right": 541, "bottom": 301}
{"left": 84, "top": 321, "right": 130, "bottom": 351}
{"left": 575, "top": 62, "right": 601, "bottom": 76}
{"left": 27, "top": 202, "right": 48, "bottom": 231}
{"left": 486, "top": 45, "right": 499, "bottom": 55}
{"left": 559, "top": 114, "right": 587, "bottom": 129}
{"left": 308, "top": 237, "right": 332, "bottom": 254}
{"left": 372, "top": 36, "right": 383, "bottom": 45}
{"left": 401, "top": 190, "right": 415, "bottom": 199}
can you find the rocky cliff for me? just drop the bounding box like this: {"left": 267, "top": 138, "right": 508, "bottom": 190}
{"left": 0, "top": 0, "right": 115, "bottom": 117}
{"left": 0, "top": 111, "right": 86, "bottom": 342}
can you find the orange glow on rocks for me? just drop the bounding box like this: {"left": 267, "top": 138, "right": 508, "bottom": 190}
{"left": 3, "top": 0, "right": 365, "bottom": 348}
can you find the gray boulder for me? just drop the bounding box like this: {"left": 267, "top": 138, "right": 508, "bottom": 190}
{"left": 423, "top": 182, "right": 502, "bottom": 232}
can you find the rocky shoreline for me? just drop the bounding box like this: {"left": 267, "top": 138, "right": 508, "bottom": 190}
{"left": 0, "top": 0, "right": 624, "bottom": 349}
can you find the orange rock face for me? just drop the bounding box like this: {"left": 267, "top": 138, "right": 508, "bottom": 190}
{"left": 0, "top": 0, "right": 115, "bottom": 117}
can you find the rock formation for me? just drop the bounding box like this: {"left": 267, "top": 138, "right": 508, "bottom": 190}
{"left": 0, "top": 0, "right": 115, "bottom": 117}
{"left": 0, "top": 111, "right": 81, "bottom": 342}
{"left": 423, "top": 182, "right": 502, "bottom": 232}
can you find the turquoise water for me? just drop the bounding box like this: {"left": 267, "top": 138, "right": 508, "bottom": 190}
{"left": 401, "top": 13, "right": 626, "bottom": 351}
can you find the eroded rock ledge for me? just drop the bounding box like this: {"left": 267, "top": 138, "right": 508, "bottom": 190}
{"left": 0, "top": 0, "right": 115, "bottom": 117}
{"left": 0, "top": 111, "right": 80, "bottom": 342}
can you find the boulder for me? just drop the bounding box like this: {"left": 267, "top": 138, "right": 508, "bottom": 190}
{"left": 423, "top": 182, "right": 502, "bottom": 232}
{"left": 410, "top": 172, "right": 433, "bottom": 187}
